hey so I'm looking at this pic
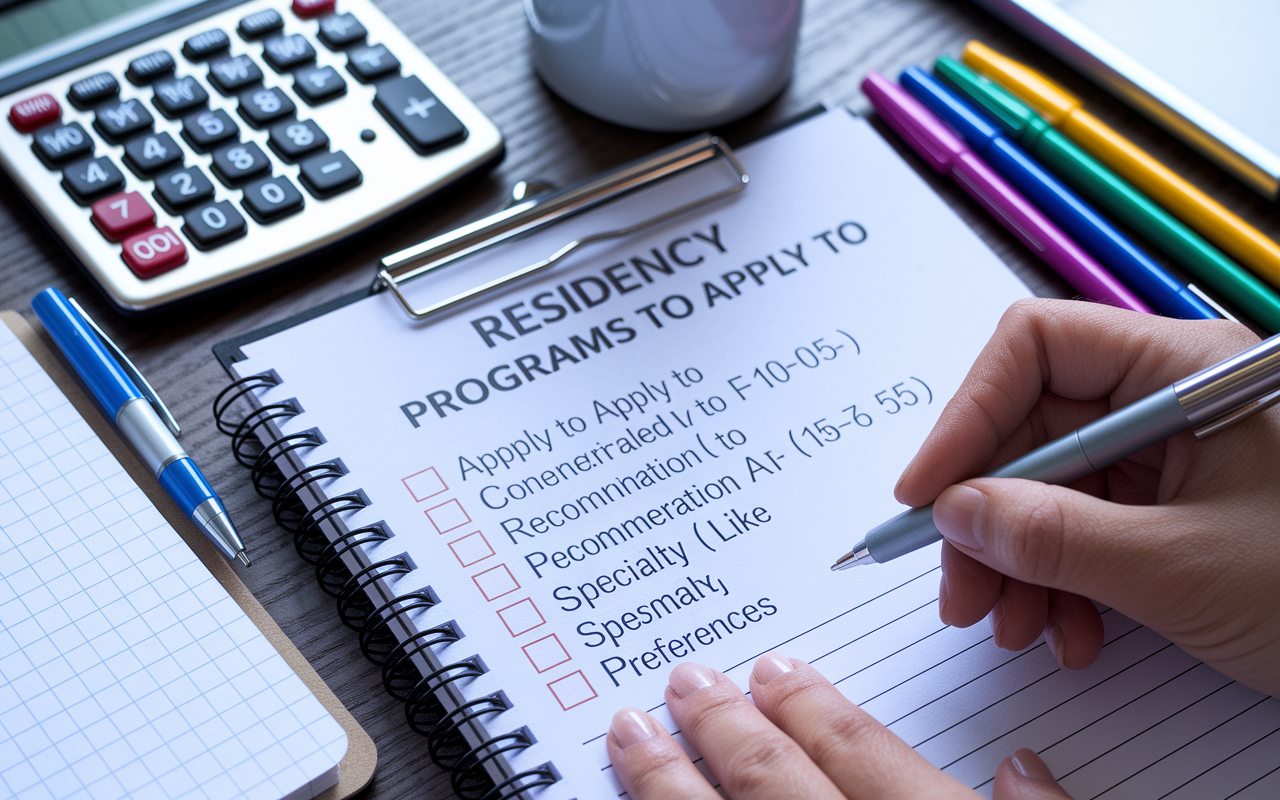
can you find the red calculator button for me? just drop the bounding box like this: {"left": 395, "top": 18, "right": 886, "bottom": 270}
{"left": 10, "top": 93, "right": 60, "bottom": 133}
{"left": 292, "top": 0, "right": 335, "bottom": 18}
{"left": 91, "top": 191, "right": 156, "bottom": 242}
{"left": 121, "top": 227, "right": 188, "bottom": 278}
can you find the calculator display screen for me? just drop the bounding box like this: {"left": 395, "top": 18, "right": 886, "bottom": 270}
{"left": 0, "top": 0, "right": 205, "bottom": 79}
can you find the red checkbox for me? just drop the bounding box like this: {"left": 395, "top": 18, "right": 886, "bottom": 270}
{"left": 472, "top": 564, "right": 520, "bottom": 601}
{"left": 402, "top": 467, "right": 447, "bottom": 501}
{"left": 424, "top": 499, "right": 470, "bottom": 534}
{"left": 447, "top": 531, "right": 494, "bottom": 567}
{"left": 522, "top": 634, "right": 571, "bottom": 673}
{"left": 496, "top": 598, "right": 545, "bottom": 637}
{"left": 548, "top": 671, "right": 597, "bottom": 710}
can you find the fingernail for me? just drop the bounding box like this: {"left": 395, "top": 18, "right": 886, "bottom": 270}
{"left": 1045, "top": 623, "right": 1065, "bottom": 668}
{"left": 668, "top": 662, "right": 717, "bottom": 698}
{"left": 610, "top": 708, "right": 657, "bottom": 749}
{"left": 1011, "top": 748, "right": 1056, "bottom": 782}
{"left": 937, "top": 573, "right": 953, "bottom": 625}
{"left": 752, "top": 652, "right": 795, "bottom": 685}
{"left": 989, "top": 597, "right": 1007, "bottom": 648}
{"left": 933, "top": 484, "right": 986, "bottom": 551}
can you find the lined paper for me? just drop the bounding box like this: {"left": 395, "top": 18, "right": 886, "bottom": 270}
{"left": 0, "top": 322, "right": 347, "bottom": 800}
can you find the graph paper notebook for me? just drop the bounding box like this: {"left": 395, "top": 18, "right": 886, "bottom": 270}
{"left": 0, "top": 311, "right": 374, "bottom": 800}
{"left": 214, "top": 110, "right": 1280, "bottom": 798}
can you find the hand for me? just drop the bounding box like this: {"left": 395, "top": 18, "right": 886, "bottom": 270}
{"left": 608, "top": 653, "right": 1072, "bottom": 799}
{"left": 896, "top": 299, "right": 1280, "bottom": 695}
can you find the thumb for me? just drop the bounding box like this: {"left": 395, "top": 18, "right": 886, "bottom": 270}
{"left": 993, "top": 749, "right": 1074, "bottom": 800}
{"left": 932, "top": 478, "right": 1182, "bottom": 608}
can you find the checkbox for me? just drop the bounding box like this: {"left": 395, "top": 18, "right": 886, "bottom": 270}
{"left": 472, "top": 563, "right": 520, "bottom": 601}
{"left": 522, "top": 634, "right": 571, "bottom": 673}
{"left": 495, "top": 598, "right": 545, "bottom": 637}
{"left": 548, "top": 671, "right": 596, "bottom": 710}
{"left": 424, "top": 499, "right": 470, "bottom": 534}
{"left": 447, "top": 531, "right": 494, "bottom": 567}
{"left": 402, "top": 467, "right": 448, "bottom": 501}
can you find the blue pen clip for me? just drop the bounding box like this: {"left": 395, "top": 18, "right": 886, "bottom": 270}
{"left": 67, "top": 297, "right": 182, "bottom": 438}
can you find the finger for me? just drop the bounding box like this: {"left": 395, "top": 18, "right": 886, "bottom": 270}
{"left": 607, "top": 707, "right": 721, "bottom": 800}
{"left": 992, "top": 749, "right": 1074, "bottom": 800}
{"left": 747, "top": 653, "right": 976, "bottom": 799}
{"left": 664, "top": 662, "right": 843, "bottom": 800}
{"left": 990, "top": 578, "right": 1047, "bottom": 651}
{"left": 939, "top": 541, "right": 1001, "bottom": 628}
{"left": 1046, "top": 590, "right": 1103, "bottom": 669}
{"left": 896, "top": 299, "right": 1256, "bottom": 507}
{"left": 931, "top": 478, "right": 1193, "bottom": 611}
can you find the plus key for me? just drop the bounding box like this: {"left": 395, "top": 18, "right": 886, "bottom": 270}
{"left": 373, "top": 76, "right": 465, "bottom": 154}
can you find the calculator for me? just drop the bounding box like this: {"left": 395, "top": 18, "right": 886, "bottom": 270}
{"left": 0, "top": 0, "right": 503, "bottom": 313}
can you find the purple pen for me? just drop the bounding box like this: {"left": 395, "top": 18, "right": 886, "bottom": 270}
{"left": 861, "top": 72, "right": 1152, "bottom": 315}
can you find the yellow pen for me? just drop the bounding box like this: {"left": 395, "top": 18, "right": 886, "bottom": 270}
{"left": 962, "top": 40, "right": 1280, "bottom": 291}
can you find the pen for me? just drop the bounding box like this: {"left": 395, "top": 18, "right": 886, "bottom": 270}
{"left": 31, "top": 287, "right": 249, "bottom": 566}
{"left": 899, "top": 67, "right": 1220, "bottom": 322}
{"left": 961, "top": 41, "right": 1280, "bottom": 292}
{"left": 862, "top": 72, "right": 1151, "bottom": 315}
{"left": 832, "top": 328, "right": 1280, "bottom": 569}
{"left": 934, "top": 55, "right": 1280, "bottom": 334}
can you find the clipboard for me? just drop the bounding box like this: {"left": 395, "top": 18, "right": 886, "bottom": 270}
{"left": 4, "top": 310, "right": 377, "bottom": 800}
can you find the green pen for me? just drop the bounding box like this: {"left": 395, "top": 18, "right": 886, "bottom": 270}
{"left": 934, "top": 55, "right": 1280, "bottom": 333}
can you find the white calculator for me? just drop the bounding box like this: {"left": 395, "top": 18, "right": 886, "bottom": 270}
{"left": 0, "top": 0, "right": 503, "bottom": 313}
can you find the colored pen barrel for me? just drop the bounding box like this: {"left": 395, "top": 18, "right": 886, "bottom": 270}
{"left": 862, "top": 72, "right": 1151, "bottom": 315}
{"left": 900, "top": 67, "right": 1219, "bottom": 322}
{"left": 934, "top": 55, "right": 1280, "bottom": 333}
{"left": 961, "top": 41, "right": 1280, "bottom": 292}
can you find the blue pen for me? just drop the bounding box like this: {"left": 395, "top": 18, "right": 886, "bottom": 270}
{"left": 32, "top": 287, "right": 249, "bottom": 566}
{"left": 900, "top": 67, "right": 1219, "bottom": 321}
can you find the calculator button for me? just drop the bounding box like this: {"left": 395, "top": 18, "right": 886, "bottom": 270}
{"left": 238, "top": 9, "right": 284, "bottom": 40}
{"left": 211, "top": 141, "right": 270, "bottom": 185}
{"left": 121, "top": 227, "right": 187, "bottom": 278}
{"left": 293, "top": 65, "right": 346, "bottom": 104}
{"left": 268, "top": 118, "right": 327, "bottom": 161}
{"left": 10, "top": 93, "right": 60, "bottom": 133}
{"left": 68, "top": 73, "right": 119, "bottom": 110}
{"left": 238, "top": 86, "right": 295, "bottom": 127}
{"left": 263, "top": 34, "right": 316, "bottom": 72}
{"left": 292, "top": 0, "right": 335, "bottom": 19}
{"left": 126, "top": 51, "right": 176, "bottom": 85}
{"left": 123, "top": 131, "right": 183, "bottom": 177}
{"left": 299, "top": 150, "right": 360, "bottom": 197}
{"left": 154, "top": 166, "right": 215, "bottom": 211}
{"left": 94, "top": 98, "right": 153, "bottom": 143}
{"left": 347, "top": 44, "right": 399, "bottom": 83}
{"left": 32, "top": 122, "right": 93, "bottom": 167}
{"left": 91, "top": 191, "right": 155, "bottom": 242}
{"left": 208, "top": 55, "right": 263, "bottom": 95}
{"left": 182, "top": 29, "right": 230, "bottom": 61}
{"left": 152, "top": 76, "right": 209, "bottom": 118}
{"left": 241, "top": 174, "right": 304, "bottom": 222}
{"left": 374, "top": 77, "right": 466, "bottom": 154}
{"left": 62, "top": 156, "right": 126, "bottom": 205}
{"left": 182, "top": 108, "right": 238, "bottom": 151}
{"left": 317, "top": 13, "right": 366, "bottom": 49}
{"left": 183, "top": 200, "right": 246, "bottom": 249}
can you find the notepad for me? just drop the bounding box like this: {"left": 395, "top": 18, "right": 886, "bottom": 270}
{"left": 220, "top": 109, "right": 1280, "bottom": 798}
{"left": 0, "top": 321, "right": 348, "bottom": 800}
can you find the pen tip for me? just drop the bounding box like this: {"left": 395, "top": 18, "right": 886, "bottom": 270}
{"left": 237, "top": 550, "right": 251, "bottom": 567}
{"left": 831, "top": 541, "right": 871, "bottom": 571}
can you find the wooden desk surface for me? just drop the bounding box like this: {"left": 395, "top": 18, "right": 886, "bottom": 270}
{"left": 2, "top": 1, "right": 1277, "bottom": 797}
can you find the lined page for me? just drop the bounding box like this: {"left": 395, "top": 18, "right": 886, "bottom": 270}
{"left": 0, "top": 322, "right": 347, "bottom": 800}
{"left": 231, "top": 110, "right": 1279, "bottom": 798}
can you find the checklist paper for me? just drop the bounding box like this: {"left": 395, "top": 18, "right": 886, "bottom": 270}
{"left": 0, "top": 323, "right": 347, "bottom": 800}
{"left": 232, "top": 110, "right": 1280, "bottom": 798}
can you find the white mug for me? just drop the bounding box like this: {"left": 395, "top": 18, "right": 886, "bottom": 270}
{"left": 526, "top": 0, "right": 803, "bottom": 131}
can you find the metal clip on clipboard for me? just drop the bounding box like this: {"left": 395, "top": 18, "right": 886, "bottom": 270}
{"left": 373, "top": 134, "right": 749, "bottom": 320}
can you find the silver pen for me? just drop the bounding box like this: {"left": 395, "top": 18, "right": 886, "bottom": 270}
{"left": 833, "top": 331, "right": 1280, "bottom": 570}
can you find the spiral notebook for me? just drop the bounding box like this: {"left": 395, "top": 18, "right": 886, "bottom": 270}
{"left": 0, "top": 311, "right": 375, "bottom": 800}
{"left": 213, "top": 110, "right": 1280, "bottom": 799}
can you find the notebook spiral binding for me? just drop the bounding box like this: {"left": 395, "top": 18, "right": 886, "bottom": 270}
{"left": 214, "top": 374, "right": 560, "bottom": 800}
